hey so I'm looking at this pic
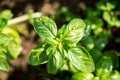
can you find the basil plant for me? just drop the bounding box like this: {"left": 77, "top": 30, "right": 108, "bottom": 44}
{"left": 28, "top": 16, "right": 95, "bottom": 73}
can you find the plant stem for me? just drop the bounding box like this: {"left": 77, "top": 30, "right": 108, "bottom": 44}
{"left": 8, "top": 12, "right": 42, "bottom": 25}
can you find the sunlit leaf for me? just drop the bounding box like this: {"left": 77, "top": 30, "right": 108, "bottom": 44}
{"left": 0, "top": 33, "right": 13, "bottom": 45}
{"left": 33, "top": 16, "right": 57, "bottom": 39}
{"left": 63, "top": 19, "right": 86, "bottom": 43}
{"left": 48, "top": 46, "right": 65, "bottom": 73}
{"left": 7, "top": 40, "right": 21, "bottom": 59}
{"left": 68, "top": 46, "right": 95, "bottom": 72}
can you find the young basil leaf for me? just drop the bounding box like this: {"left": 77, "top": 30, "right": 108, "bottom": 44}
{"left": 0, "top": 58, "right": 9, "bottom": 71}
{"left": 28, "top": 43, "right": 48, "bottom": 65}
{"left": 71, "top": 72, "right": 94, "bottom": 80}
{"left": 47, "top": 46, "right": 65, "bottom": 73}
{"left": 95, "top": 55, "right": 113, "bottom": 78}
{"left": 33, "top": 16, "right": 57, "bottom": 39}
{"left": 62, "top": 19, "right": 86, "bottom": 43}
{"left": 7, "top": 40, "right": 21, "bottom": 60}
{"left": 68, "top": 46, "right": 95, "bottom": 72}
{"left": 57, "top": 25, "right": 66, "bottom": 39}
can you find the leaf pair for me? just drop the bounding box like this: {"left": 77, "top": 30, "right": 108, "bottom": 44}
{"left": 28, "top": 16, "right": 95, "bottom": 73}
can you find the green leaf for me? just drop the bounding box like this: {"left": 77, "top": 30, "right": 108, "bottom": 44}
{"left": 108, "top": 70, "right": 120, "bottom": 80}
{"left": 71, "top": 72, "right": 94, "bottom": 80}
{"left": 103, "top": 11, "right": 120, "bottom": 27}
{"left": 90, "top": 49, "right": 102, "bottom": 62}
{"left": 0, "top": 33, "right": 13, "bottom": 45}
{"left": 0, "top": 9, "right": 13, "bottom": 20}
{"left": 82, "top": 36, "right": 94, "bottom": 50}
{"left": 0, "top": 18, "right": 7, "bottom": 31}
{"left": 95, "top": 36, "right": 108, "bottom": 50}
{"left": 95, "top": 55, "right": 113, "bottom": 78}
{"left": 33, "top": 16, "right": 57, "bottom": 39}
{"left": 47, "top": 46, "right": 65, "bottom": 73}
{"left": 0, "top": 58, "right": 9, "bottom": 71}
{"left": 104, "top": 51, "right": 119, "bottom": 68}
{"left": 96, "top": 2, "right": 115, "bottom": 11}
{"left": 7, "top": 40, "right": 21, "bottom": 59}
{"left": 28, "top": 43, "right": 48, "bottom": 65}
{"left": 57, "top": 25, "right": 66, "bottom": 39}
{"left": 2, "top": 27, "right": 21, "bottom": 43}
{"left": 68, "top": 46, "right": 95, "bottom": 72}
{"left": 62, "top": 19, "right": 86, "bottom": 43}
{"left": 0, "top": 45, "right": 7, "bottom": 59}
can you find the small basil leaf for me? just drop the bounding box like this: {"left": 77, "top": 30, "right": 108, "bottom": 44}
{"left": 71, "top": 72, "right": 94, "bottom": 80}
{"left": 33, "top": 16, "right": 57, "bottom": 39}
{"left": 7, "top": 40, "right": 21, "bottom": 59}
{"left": 0, "top": 58, "right": 9, "bottom": 71}
{"left": 48, "top": 46, "right": 65, "bottom": 73}
{"left": 28, "top": 43, "right": 48, "bottom": 65}
{"left": 68, "top": 46, "right": 95, "bottom": 72}
{"left": 63, "top": 19, "right": 86, "bottom": 43}
{"left": 57, "top": 25, "right": 66, "bottom": 39}
{"left": 95, "top": 55, "right": 113, "bottom": 77}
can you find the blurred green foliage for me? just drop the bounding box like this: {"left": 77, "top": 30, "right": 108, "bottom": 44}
{"left": 0, "top": 10, "right": 21, "bottom": 71}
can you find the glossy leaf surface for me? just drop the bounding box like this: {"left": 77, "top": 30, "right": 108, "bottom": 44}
{"left": 48, "top": 46, "right": 65, "bottom": 73}
{"left": 68, "top": 46, "right": 95, "bottom": 72}
{"left": 33, "top": 16, "right": 57, "bottom": 39}
{"left": 62, "top": 19, "right": 86, "bottom": 43}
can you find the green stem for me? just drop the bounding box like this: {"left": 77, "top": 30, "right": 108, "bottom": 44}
{"left": 8, "top": 12, "right": 42, "bottom": 25}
